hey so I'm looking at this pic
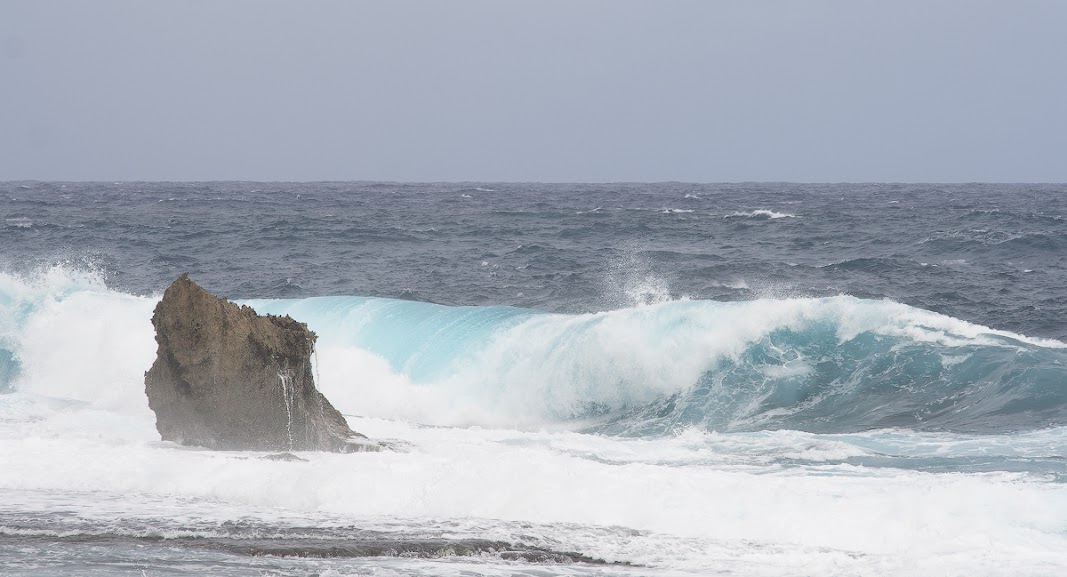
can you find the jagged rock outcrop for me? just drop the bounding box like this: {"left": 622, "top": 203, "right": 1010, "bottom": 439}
{"left": 144, "top": 274, "right": 376, "bottom": 452}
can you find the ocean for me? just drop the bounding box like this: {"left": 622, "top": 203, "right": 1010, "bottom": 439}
{"left": 1, "top": 181, "right": 1066, "bottom": 576}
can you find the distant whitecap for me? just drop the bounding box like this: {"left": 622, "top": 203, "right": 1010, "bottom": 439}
{"left": 724, "top": 209, "right": 798, "bottom": 219}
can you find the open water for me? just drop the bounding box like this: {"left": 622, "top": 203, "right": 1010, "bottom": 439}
{"left": 1, "top": 182, "right": 1066, "bottom": 576}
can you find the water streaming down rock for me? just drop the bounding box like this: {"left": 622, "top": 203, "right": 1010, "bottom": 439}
{"left": 143, "top": 274, "right": 378, "bottom": 452}
{"left": 278, "top": 367, "right": 295, "bottom": 450}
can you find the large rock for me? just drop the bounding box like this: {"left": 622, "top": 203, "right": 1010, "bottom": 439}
{"left": 144, "top": 274, "right": 375, "bottom": 452}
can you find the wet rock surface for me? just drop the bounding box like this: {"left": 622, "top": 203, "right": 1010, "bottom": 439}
{"left": 3, "top": 533, "right": 615, "bottom": 566}
{"left": 144, "top": 274, "right": 374, "bottom": 452}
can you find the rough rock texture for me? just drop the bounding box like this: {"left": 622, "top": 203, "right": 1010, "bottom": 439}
{"left": 144, "top": 274, "right": 375, "bottom": 452}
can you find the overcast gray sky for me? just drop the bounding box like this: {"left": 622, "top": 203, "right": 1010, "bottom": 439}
{"left": 2, "top": 1, "right": 1065, "bottom": 182}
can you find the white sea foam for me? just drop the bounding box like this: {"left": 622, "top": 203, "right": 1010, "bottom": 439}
{"left": 1, "top": 408, "right": 1066, "bottom": 575}
{"left": 2, "top": 268, "right": 1067, "bottom": 575}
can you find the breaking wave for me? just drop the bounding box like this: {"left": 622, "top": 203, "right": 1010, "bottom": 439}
{"left": 249, "top": 293, "right": 1067, "bottom": 435}
{"left": 3, "top": 268, "right": 1066, "bottom": 436}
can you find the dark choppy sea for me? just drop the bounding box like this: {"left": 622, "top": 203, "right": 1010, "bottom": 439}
{"left": 1, "top": 182, "right": 1066, "bottom": 576}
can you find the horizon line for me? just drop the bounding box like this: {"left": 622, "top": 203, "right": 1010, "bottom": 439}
{"left": 5, "top": 179, "right": 1067, "bottom": 186}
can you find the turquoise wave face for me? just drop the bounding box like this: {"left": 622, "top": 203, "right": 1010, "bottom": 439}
{"left": 245, "top": 295, "right": 1067, "bottom": 435}
{"left": 244, "top": 296, "right": 539, "bottom": 383}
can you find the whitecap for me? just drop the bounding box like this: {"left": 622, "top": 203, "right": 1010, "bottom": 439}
{"left": 724, "top": 209, "right": 798, "bottom": 219}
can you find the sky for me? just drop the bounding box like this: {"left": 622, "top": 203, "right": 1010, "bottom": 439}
{"left": 1, "top": 1, "right": 1065, "bottom": 182}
